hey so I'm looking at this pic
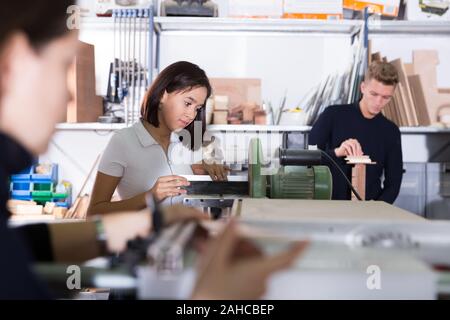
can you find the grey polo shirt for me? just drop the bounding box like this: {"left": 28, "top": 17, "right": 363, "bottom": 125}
{"left": 98, "top": 120, "right": 197, "bottom": 206}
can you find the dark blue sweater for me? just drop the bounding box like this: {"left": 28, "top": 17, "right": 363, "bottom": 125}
{"left": 309, "top": 103, "right": 403, "bottom": 204}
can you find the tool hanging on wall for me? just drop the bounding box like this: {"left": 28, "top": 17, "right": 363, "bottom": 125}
{"left": 104, "top": 8, "right": 152, "bottom": 125}
{"left": 160, "top": 0, "right": 218, "bottom": 17}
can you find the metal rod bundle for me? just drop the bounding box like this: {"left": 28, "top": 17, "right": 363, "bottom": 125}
{"left": 112, "top": 8, "right": 151, "bottom": 126}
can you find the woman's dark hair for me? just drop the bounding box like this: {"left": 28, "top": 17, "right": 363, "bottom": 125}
{"left": 0, "top": 0, "right": 74, "bottom": 51}
{"left": 141, "top": 61, "right": 212, "bottom": 151}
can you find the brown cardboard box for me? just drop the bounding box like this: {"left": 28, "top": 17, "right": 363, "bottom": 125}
{"left": 209, "top": 78, "right": 261, "bottom": 110}
{"left": 67, "top": 41, "right": 103, "bottom": 123}
{"left": 413, "top": 50, "right": 450, "bottom": 124}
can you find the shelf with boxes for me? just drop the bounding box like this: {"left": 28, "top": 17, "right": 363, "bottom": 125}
{"left": 9, "top": 164, "right": 72, "bottom": 218}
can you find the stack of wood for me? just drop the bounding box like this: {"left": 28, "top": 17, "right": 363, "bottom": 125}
{"left": 209, "top": 78, "right": 266, "bottom": 125}
{"left": 229, "top": 102, "right": 267, "bottom": 125}
{"left": 371, "top": 50, "right": 450, "bottom": 127}
{"left": 7, "top": 197, "right": 89, "bottom": 221}
{"left": 7, "top": 200, "right": 68, "bottom": 221}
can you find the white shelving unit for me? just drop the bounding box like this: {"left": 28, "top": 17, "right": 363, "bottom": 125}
{"left": 154, "top": 17, "right": 361, "bottom": 35}
{"left": 368, "top": 20, "right": 450, "bottom": 36}
{"left": 56, "top": 122, "right": 127, "bottom": 131}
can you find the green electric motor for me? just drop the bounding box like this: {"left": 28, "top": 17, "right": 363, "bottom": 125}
{"left": 249, "top": 138, "right": 332, "bottom": 200}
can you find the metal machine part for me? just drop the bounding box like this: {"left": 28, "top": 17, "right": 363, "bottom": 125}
{"left": 160, "top": 0, "right": 218, "bottom": 17}
{"left": 420, "top": 0, "right": 450, "bottom": 16}
{"left": 279, "top": 148, "right": 322, "bottom": 166}
{"left": 249, "top": 138, "right": 332, "bottom": 200}
{"left": 147, "top": 222, "right": 197, "bottom": 276}
{"left": 181, "top": 138, "right": 332, "bottom": 217}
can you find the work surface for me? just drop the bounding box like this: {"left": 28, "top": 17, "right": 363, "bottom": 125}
{"left": 235, "top": 199, "right": 425, "bottom": 222}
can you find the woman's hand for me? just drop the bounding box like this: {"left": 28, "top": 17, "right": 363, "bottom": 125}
{"left": 191, "top": 220, "right": 308, "bottom": 300}
{"left": 201, "top": 161, "right": 230, "bottom": 181}
{"left": 150, "top": 175, "right": 190, "bottom": 202}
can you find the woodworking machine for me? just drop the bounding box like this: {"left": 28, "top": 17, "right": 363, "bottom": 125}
{"left": 182, "top": 138, "right": 333, "bottom": 215}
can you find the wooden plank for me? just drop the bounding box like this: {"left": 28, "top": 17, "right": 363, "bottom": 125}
{"left": 67, "top": 41, "right": 103, "bottom": 123}
{"left": 413, "top": 50, "right": 450, "bottom": 124}
{"left": 398, "top": 82, "right": 413, "bottom": 126}
{"left": 351, "top": 164, "right": 366, "bottom": 201}
{"left": 408, "top": 74, "right": 431, "bottom": 126}
{"left": 387, "top": 95, "right": 399, "bottom": 126}
{"left": 404, "top": 63, "right": 414, "bottom": 76}
{"left": 391, "top": 59, "right": 419, "bottom": 126}
{"left": 393, "top": 84, "right": 406, "bottom": 126}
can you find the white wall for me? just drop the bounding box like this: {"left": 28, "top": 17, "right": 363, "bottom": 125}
{"left": 157, "top": 32, "right": 352, "bottom": 111}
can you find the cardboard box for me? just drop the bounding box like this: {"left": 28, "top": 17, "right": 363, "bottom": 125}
{"left": 343, "top": 0, "right": 401, "bottom": 17}
{"left": 406, "top": 0, "right": 450, "bottom": 20}
{"left": 209, "top": 78, "right": 261, "bottom": 110}
{"left": 283, "top": 0, "right": 344, "bottom": 20}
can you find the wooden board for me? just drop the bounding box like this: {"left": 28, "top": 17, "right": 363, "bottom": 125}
{"left": 408, "top": 74, "right": 431, "bottom": 126}
{"left": 391, "top": 59, "right": 419, "bottom": 126}
{"left": 351, "top": 164, "right": 366, "bottom": 201}
{"left": 413, "top": 50, "right": 450, "bottom": 124}
{"left": 236, "top": 199, "right": 424, "bottom": 222}
{"left": 393, "top": 84, "right": 406, "bottom": 126}
{"left": 67, "top": 41, "right": 103, "bottom": 123}
{"left": 404, "top": 63, "right": 414, "bottom": 76}
{"left": 398, "top": 82, "right": 412, "bottom": 126}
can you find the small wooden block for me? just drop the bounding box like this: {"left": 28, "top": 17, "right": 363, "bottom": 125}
{"left": 345, "top": 155, "right": 375, "bottom": 164}
{"left": 54, "top": 207, "right": 68, "bottom": 219}
{"left": 214, "top": 95, "right": 229, "bottom": 111}
{"left": 351, "top": 164, "right": 366, "bottom": 201}
{"left": 213, "top": 111, "right": 228, "bottom": 124}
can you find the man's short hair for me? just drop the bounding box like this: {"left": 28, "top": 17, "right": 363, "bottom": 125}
{"left": 365, "top": 61, "right": 399, "bottom": 86}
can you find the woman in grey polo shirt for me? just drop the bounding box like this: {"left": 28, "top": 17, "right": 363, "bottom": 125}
{"left": 88, "top": 61, "right": 229, "bottom": 215}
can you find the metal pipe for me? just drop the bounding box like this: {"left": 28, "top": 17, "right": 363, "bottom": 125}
{"left": 131, "top": 9, "right": 137, "bottom": 123}
{"left": 148, "top": 5, "right": 154, "bottom": 87}
{"left": 143, "top": 9, "right": 149, "bottom": 89}
{"left": 137, "top": 9, "right": 143, "bottom": 118}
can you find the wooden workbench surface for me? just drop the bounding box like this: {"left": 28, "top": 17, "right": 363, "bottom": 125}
{"left": 235, "top": 199, "right": 425, "bottom": 222}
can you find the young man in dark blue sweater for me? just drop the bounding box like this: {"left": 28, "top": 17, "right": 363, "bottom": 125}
{"left": 309, "top": 61, "right": 403, "bottom": 204}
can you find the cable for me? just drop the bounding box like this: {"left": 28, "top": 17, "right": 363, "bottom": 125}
{"left": 319, "top": 149, "right": 363, "bottom": 201}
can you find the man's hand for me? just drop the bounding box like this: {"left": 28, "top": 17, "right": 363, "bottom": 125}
{"left": 335, "top": 138, "right": 364, "bottom": 157}
{"left": 191, "top": 220, "right": 308, "bottom": 300}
